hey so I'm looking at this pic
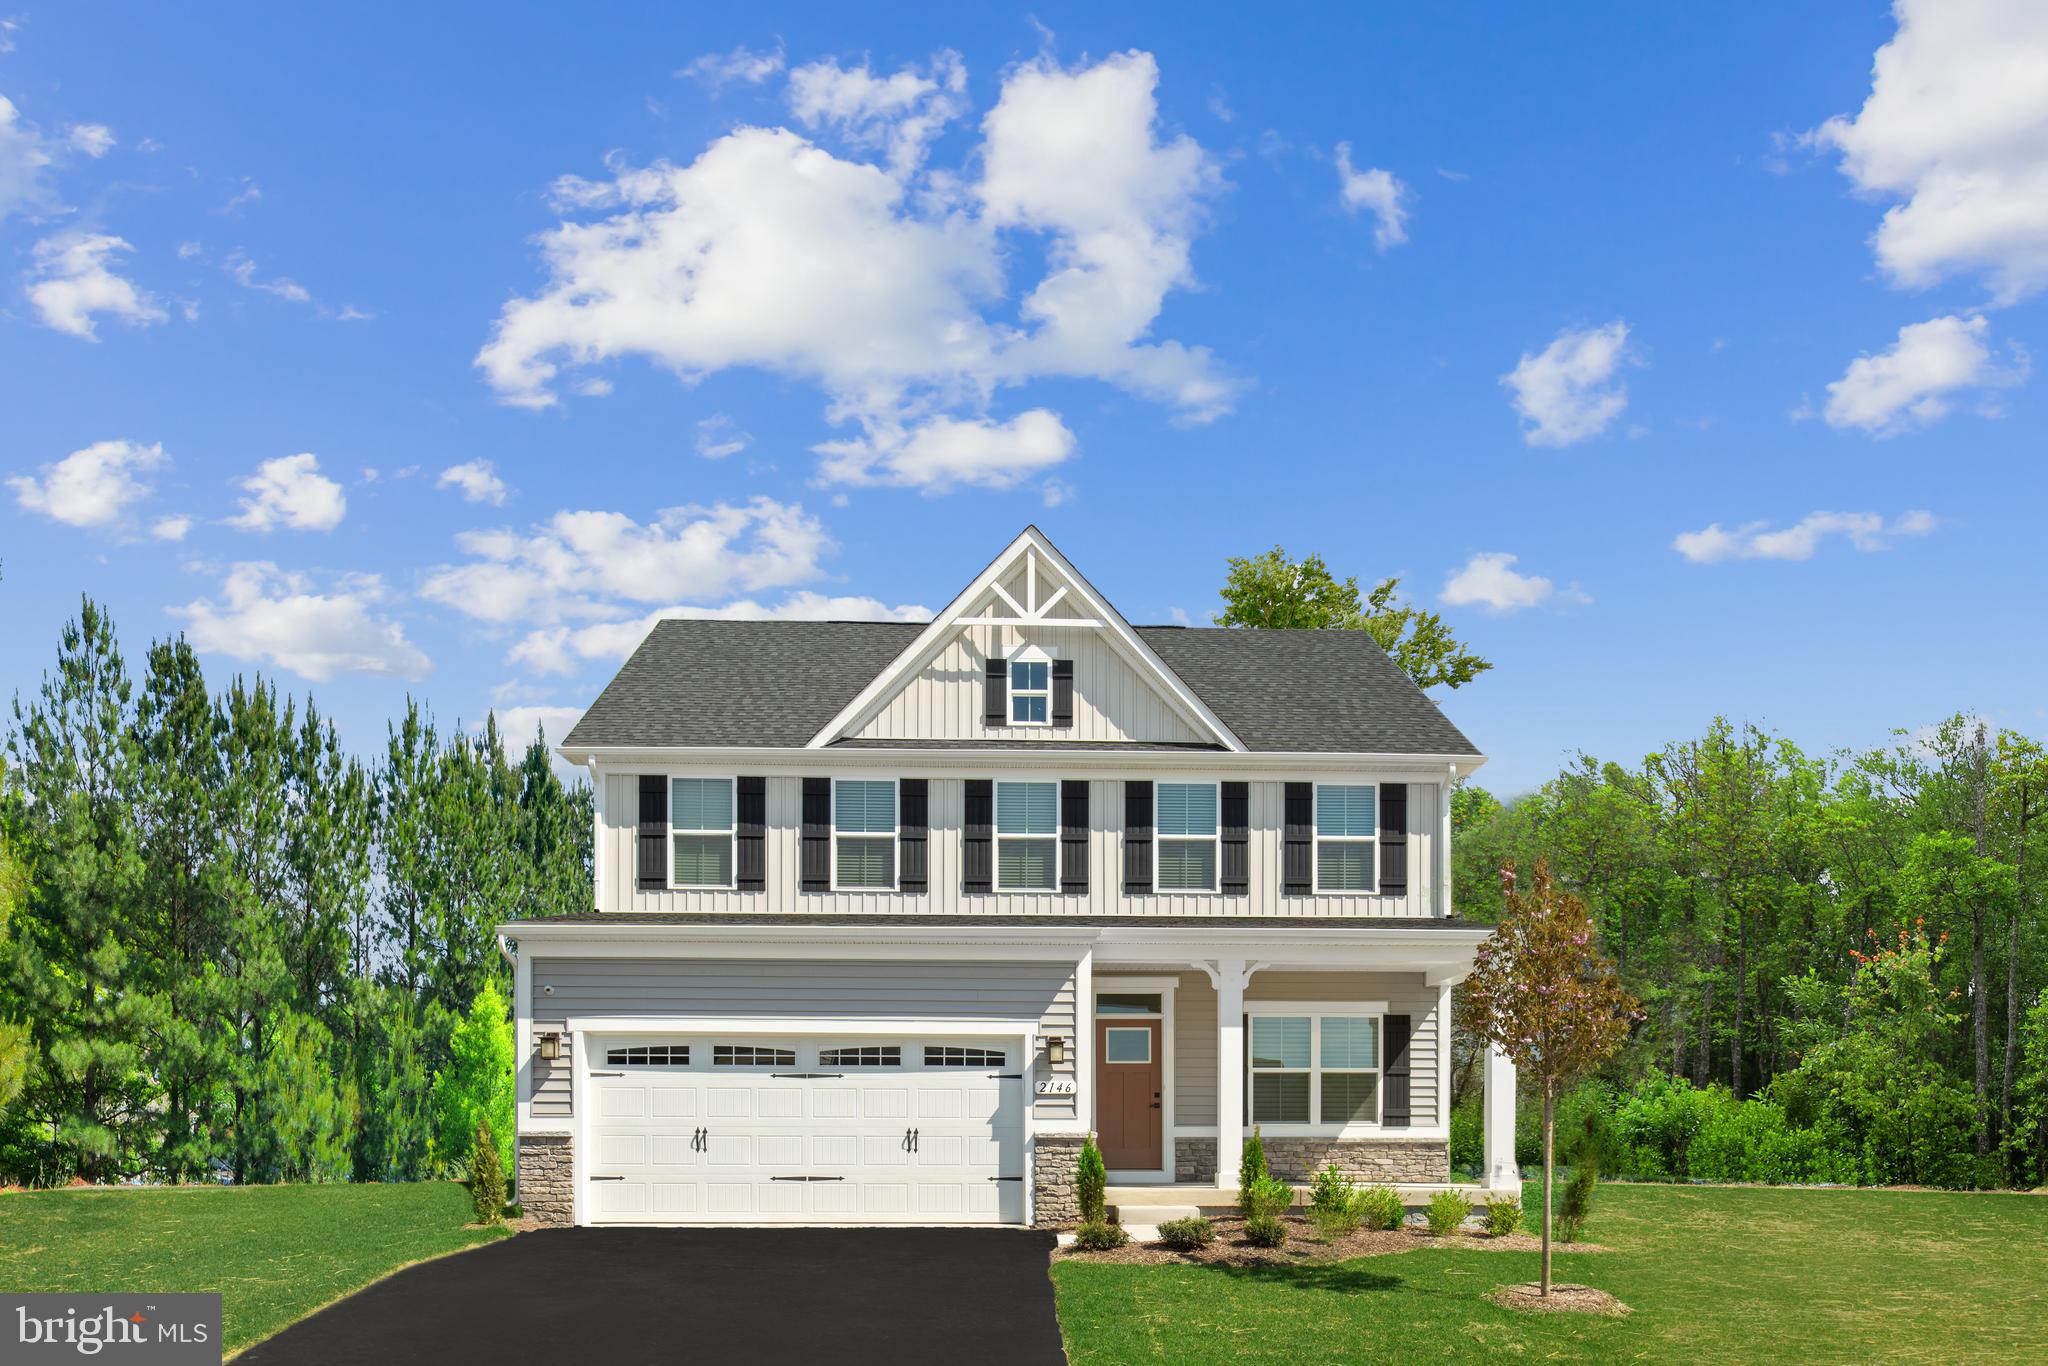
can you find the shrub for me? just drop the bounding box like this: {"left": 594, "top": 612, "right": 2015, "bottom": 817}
{"left": 1156, "top": 1216, "right": 1214, "bottom": 1251}
{"left": 1557, "top": 1163, "right": 1597, "bottom": 1241}
{"left": 1240, "top": 1175, "right": 1294, "bottom": 1221}
{"left": 1449, "top": 1096, "right": 1483, "bottom": 1174}
{"left": 1307, "top": 1165, "right": 1360, "bottom": 1238}
{"left": 1352, "top": 1183, "right": 1406, "bottom": 1232}
{"left": 1239, "top": 1126, "right": 1269, "bottom": 1192}
{"left": 468, "top": 1119, "right": 506, "bottom": 1224}
{"left": 431, "top": 983, "right": 515, "bottom": 1181}
{"left": 1241, "top": 1214, "right": 1287, "bottom": 1248}
{"left": 1425, "top": 1188, "right": 1472, "bottom": 1237}
{"left": 1073, "top": 1219, "right": 1128, "bottom": 1252}
{"left": 1481, "top": 1195, "right": 1522, "bottom": 1237}
{"left": 1076, "top": 1134, "right": 1107, "bottom": 1224}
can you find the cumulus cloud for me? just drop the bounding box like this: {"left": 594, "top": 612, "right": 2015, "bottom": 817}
{"left": 1673, "top": 509, "right": 1936, "bottom": 564}
{"left": 67, "top": 123, "right": 114, "bottom": 157}
{"left": 1334, "top": 142, "right": 1410, "bottom": 250}
{"left": 510, "top": 591, "right": 931, "bottom": 676}
{"left": 813, "top": 409, "right": 1075, "bottom": 492}
{"left": 228, "top": 453, "right": 347, "bottom": 533}
{"left": 224, "top": 250, "right": 313, "bottom": 305}
{"left": 437, "top": 459, "right": 510, "bottom": 505}
{"left": 695, "top": 414, "right": 749, "bottom": 459}
{"left": 1501, "top": 320, "right": 1632, "bottom": 447}
{"left": 1440, "top": 551, "right": 1585, "bottom": 613}
{"left": 1810, "top": 1, "right": 2048, "bottom": 304}
{"left": 0, "top": 92, "right": 60, "bottom": 222}
{"left": 26, "top": 233, "right": 167, "bottom": 338}
{"left": 478, "top": 49, "right": 1232, "bottom": 493}
{"left": 150, "top": 513, "right": 192, "bottom": 542}
{"left": 176, "top": 562, "right": 430, "bottom": 681}
{"left": 678, "top": 43, "right": 787, "bottom": 92}
{"left": 1822, "top": 313, "right": 2025, "bottom": 435}
{"left": 8, "top": 438, "right": 166, "bottom": 528}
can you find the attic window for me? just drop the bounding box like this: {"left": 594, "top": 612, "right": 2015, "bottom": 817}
{"left": 1009, "top": 660, "right": 1050, "bottom": 725}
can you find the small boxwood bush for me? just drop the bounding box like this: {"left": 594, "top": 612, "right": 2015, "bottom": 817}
{"left": 1307, "top": 1164, "right": 1360, "bottom": 1238}
{"left": 1353, "top": 1184, "right": 1405, "bottom": 1232}
{"left": 1425, "top": 1188, "right": 1472, "bottom": 1237}
{"left": 1482, "top": 1195, "right": 1522, "bottom": 1237}
{"left": 1073, "top": 1219, "right": 1128, "bottom": 1251}
{"left": 1076, "top": 1134, "right": 1107, "bottom": 1224}
{"left": 1241, "top": 1214, "right": 1287, "bottom": 1248}
{"left": 1156, "top": 1216, "right": 1214, "bottom": 1251}
{"left": 1240, "top": 1175, "right": 1294, "bottom": 1221}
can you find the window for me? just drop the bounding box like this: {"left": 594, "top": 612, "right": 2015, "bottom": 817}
{"left": 995, "top": 781, "right": 1058, "bottom": 891}
{"left": 1156, "top": 782, "right": 1218, "bottom": 892}
{"left": 1104, "top": 1027, "right": 1153, "bottom": 1063}
{"left": 713, "top": 1045, "right": 795, "bottom": 1066}
{"left": 1315, "top": 784, "right": 1377, "bottom": 893}
{"left": 670, "top": 777, "right": 735, "bottom": 888}
{"left": 1096, "top": 993, "right": 1162, "bottom": 1016}
{"left": 1249, "top": 1014, "right": 1380, "bottom": 1126}
{"left": 1009, "top": 659, "right": 1050, "bottom": 725}
{"left": 819, "top": 1045, "right": 900, "bottom": 1067}
{"left": 833, "top": 779, "right": 897, "bottom": 889}
{"left": 606, "top": 1045, "right": 689, "bottom": 1066}
{"left": 925, "top": 1045, "right": 1006, "bottom": 1068}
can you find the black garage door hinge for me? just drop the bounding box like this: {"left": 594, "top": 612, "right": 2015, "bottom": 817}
{"left": 989, "top": 1175, "right": 1024, "bottom": 1182}
{"left": 772, "top": 1072, "right": 843, "bottom": 1079}
{"left": 989, "top": 1073, "right": 1025, "bottom": 1079}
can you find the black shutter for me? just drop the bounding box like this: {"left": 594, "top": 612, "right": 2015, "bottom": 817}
{"left": 1220, "top": 781, "right": 1249, "bottom": 895}
{"left": 638, "top": 775, "right": 668, "bottom": 889}
{"left": 899, "top": 779, "right": 929, "bottom": 893}
{"left": 963, "top": 779, "right": 993, "bottom": 893}
{"left": 1379, "top": 782, "right": 1409, "bottom": 895}
{"left": 1051, "top": 659, "right": 1074, "bottom": 728}
{"left": 1383, "top": 1014, "right": 1412, "bottom": 1126}
{"left": 1060, "top": 779, "right": 1089, "bottom": 894}
{"left": 1123, "top": 780, "right": 1153, "bottom": 894}
{"left": 984, "top": 656, "right": 1007, "bottom": 726}
{"left": 801, "top": 777, "right": 831, "bottom": 893}
{"left": 1282, "top": 782, "right": 1313, "bottom": 896}
{"left": 735, "top": 776, "right": 766, "bottom": 892}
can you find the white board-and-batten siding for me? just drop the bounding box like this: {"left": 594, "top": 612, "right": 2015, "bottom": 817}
{"left": 604, "top": 772, "right": 1440, "bottom": 918}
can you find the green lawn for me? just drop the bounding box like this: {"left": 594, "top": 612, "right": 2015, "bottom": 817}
{"left": 0, "top": 1182, "right": 509, "bottom": 1355}
{"left": 1055, "top": 1183, "right": 2048, "bottom": 1364}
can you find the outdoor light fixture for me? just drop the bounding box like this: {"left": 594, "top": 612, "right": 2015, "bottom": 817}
{"left": 1046, "top": 1036, "right": 1066, "bottom": 1065}
{"left": 538, "top": 1031, "right": 561, "bottom": 1062}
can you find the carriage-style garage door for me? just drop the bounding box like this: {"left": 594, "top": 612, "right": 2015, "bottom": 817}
{"left": 583, "top": 1034, "right": 1027, "bottom": 1225}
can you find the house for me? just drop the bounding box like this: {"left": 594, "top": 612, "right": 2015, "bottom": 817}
{"left": 502, "top": 527, "right": 1519, "bottom": 1228}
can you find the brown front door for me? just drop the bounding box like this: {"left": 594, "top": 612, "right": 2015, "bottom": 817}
{"left": 1095, "top": 1019, "right": 1163, "bottom": 1170}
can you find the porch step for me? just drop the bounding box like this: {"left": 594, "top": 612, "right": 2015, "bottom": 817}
{"left": 1108, "top": 1202, "right": 1201, "bottom": 1225}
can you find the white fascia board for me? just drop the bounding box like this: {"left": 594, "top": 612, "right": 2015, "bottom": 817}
{"left": 555, "top": 744, "right": 1485, "bottom": 778}
{"left": 501, "top": 923, "right": 1102, "bottom": 960}
{"left": 569, "top": 1016, "right": 1039, "bottom": 1038}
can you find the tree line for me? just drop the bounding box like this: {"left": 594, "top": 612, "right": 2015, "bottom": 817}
{"left": 0, "top": 600, "right": 591, "bottom": 1187}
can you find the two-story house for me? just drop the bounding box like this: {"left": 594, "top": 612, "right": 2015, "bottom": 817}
{"left": 503, "top": 527, "right": 1519, "bottom": 1229}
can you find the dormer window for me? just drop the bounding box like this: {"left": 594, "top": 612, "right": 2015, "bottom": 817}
{"left": 1009, "top": 658, "right": 1051, "bottom": 725}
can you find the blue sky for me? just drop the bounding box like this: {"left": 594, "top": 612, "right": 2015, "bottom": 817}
{"left": 3, "top": 2, "right": 2044, "bottom": 795}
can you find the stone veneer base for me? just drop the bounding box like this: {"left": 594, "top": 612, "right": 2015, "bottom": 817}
{"left": 1032, "top": 1135, "right": 1086, "bottom": 1229}
{"left": 1258, "top": 1137, "right": 1450, "bottom": 1184}
{"left": 517, "top": 1133, "right": 574, "bottom": 1227}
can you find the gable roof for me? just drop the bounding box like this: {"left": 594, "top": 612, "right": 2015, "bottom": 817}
{"left": 561, "top": 619, "right": 1481, "bottom": 756}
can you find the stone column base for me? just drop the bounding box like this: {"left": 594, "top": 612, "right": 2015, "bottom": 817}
{"left": 1032, "top": 1135, "right": 1086, "bottom": 1228}
{"left": 1174, "top": 1137, "right": 1219, "bottom": 1184}
{"left": 517, "top": 1133, "right": 574, "bottom": 1227}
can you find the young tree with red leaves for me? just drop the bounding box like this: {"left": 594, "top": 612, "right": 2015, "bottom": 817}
{"left": 1463, "top": 858, "right": 1640, "bottom": 1295}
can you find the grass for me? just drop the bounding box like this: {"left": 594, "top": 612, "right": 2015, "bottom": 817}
{"left": 0, "top": 1182, "right": 509, "bottom": 1355}
{"left": 1054, "top": 1181, "right": 2048, "bottom": 1364}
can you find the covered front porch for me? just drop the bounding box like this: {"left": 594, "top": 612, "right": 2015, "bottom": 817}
{"left": 1078, "top": 926, "right": 1518, "bottom": 1215}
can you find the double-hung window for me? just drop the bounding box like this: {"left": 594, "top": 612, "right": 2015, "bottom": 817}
{"left": 1315, "top": 784, "right": 1377, "bottom": 893}
{"left": 995, "top": 780, "right": 1058, "bottom": 891}
{"left": 1249, "top": 1012, "right": 1381, "bottom": 1126}
{"left": 1010, "top": 659, "right": 1050, "bottom": 725}
{"left": 833, "top": 779, "right": 897, "bottom": 889}
{"left": 670, "top": 777, "right": 734, "bottom": 888}
{"left": 1156, "top": 782, "right": 1218, "bottom": 892}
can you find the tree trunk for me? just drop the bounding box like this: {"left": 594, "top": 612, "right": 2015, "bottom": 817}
{"left": 1972, "top": 903, "right": 1989, "bottom": 1157}
{"left": 1541, "top": 1087, "right": 1555, "bottom": 1297}
{"left": 1694, "top": 979, "right": 1715, "bottom": 1086}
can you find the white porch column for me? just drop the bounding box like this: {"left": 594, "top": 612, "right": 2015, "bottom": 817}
{"left": 1483, "top": 1041, "right": 1519, "bottom": 1191}
{"left": 1212, "top": 956, "right": 1247, "bottom": 1190}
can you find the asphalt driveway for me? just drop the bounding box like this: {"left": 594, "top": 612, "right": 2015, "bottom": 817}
{"left": 238, "top": 1226, "right": 1065, "bottom": 1366}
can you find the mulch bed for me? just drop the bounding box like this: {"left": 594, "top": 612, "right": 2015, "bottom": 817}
{"left": 1054, "top": 1215, "right": 1610, "bottom": 1267}
{"left": 1487, "top": 1281, "right": 1631, "bottom": 1316}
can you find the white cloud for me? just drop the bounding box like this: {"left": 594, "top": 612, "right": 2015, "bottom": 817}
{"left": 1673, "top": 509, "right": 1936, "bottom": 564}
{"left": 151, "top": 514, "right": 192, "bottom": 542}
{"left": 1501, "top": 320, "right": 1632, "bottom": 447}
{"left": 175, "top": 562, "right": 430, "bottom": 681}
{"left": 482, "top": 704, "right": 585, "bottom": 753}
{"left": 510, "top": 591, "right": 931, "bottom": 676}
{"left": 1334, "top": 142, "right": 1410, "bottom": 250}
{"left": 1811, "top": 0, "right": 2048, "bottom": 304}
{"left": 695, "top": 414, "right": 749, "bottom": 459}
{"left": 0, "top": 93, "right": 59, "bottom": 222}
{"left": 813, "top": 409, "right": 1075, "bottom": 492}
{"left": 787, "top": 51, "right": 966, "bottom": 178}
{"left": 8, "top": 438, "right": 166, "bottom": 528}
{"left": 421, "top": 496, "right": 839, "bottom": 627}
{"left": 1441, "top": 551, "right": 1583, "bottom": 613}
{"left": 67, "top": 123, "right": 114, "bottom": 157}
{"left": 479, "top": 49, "right": 1233, "bottom": 493}
{"left": 678, "top": 43, "right": 786, "bottom": 92}
{"left": 437, "top": 459, "right": 510, "bottom": 505}
{"left": 1822, "top": 313, "right": 2024, "bottom": 435}
{"left": 228, "top": 453, "right": 347, "bottom": 533}
{"left": 224, "top": 250, "right": 313, "bottom": 305}
{"left": 26, "top": 232, "right": 167, "bottom": 338}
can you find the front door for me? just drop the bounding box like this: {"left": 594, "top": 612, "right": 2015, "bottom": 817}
{"left": 1094, "top": 1020, "right": 1163, "bottom": 1170}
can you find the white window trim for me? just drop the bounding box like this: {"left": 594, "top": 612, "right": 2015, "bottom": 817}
{"left": 1245, "top": 1000, "right": 1390, "bottom": 1136}
{"left": 1154, "top": 779, "right": 1221, "bottom": 896}
{"left": 668, "top": 773, "right": 738, "bottom": 891}
{"left": 1096, "top": 974, "right": 1177, "bottom": 1184}
{"left": 994, "top": 778, "right": 1060, "bottom": 892}
{"left": 830, "top": 776, "right": 900, "bottom": 893}
{"left": 1008, "top": 651, "right": 1052, "bottom": 727}
{"left": 1311, "top": 780, "right": 1379, "bottom": 897}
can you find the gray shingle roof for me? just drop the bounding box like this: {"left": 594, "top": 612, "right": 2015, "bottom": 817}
{"left": 563, "top": 619, "right": 1480, "bottom": 756}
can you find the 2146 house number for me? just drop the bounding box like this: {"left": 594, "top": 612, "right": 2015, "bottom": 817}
{"left": 1035, "top": 1077, "right": 1077, "bottom": 1096}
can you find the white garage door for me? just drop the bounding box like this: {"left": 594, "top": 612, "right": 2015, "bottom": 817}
{"left": 582, "top": 1034, "right": 1027, "bottom": 1225}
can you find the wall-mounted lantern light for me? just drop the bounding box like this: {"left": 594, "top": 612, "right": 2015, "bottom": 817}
{"left": 538, "top": 1031, "right": 561, "bottom": 1062}
{"left": 1045, "top": 1035, "right": 1066, "bottom": 1066}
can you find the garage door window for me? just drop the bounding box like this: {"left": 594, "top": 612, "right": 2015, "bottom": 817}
{"left": 606, "top": 1045, "right": 689, "bottom": 1066}
{"left": 819, "top": 1045, "right": 901, "bottom": 1067}
{"left": 714, "top": 1045, "right": 796, "bottom": 1066}
{"left": 925, "top": 1045, "right": 1007, "bottom": 1067}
